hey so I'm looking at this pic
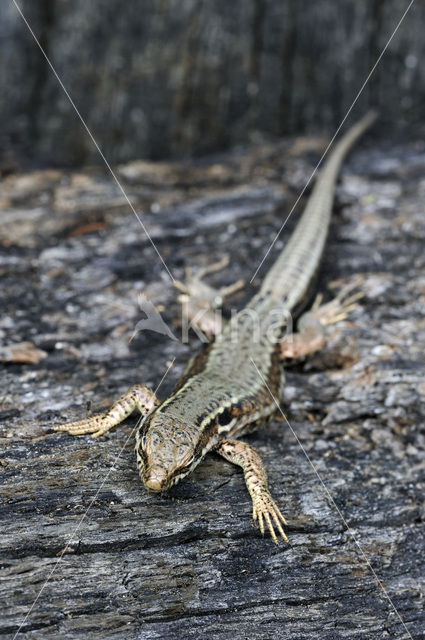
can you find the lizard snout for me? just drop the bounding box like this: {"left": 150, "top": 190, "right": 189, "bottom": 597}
{"left": 143, "top": 464, "right": 168, "bottom": 492}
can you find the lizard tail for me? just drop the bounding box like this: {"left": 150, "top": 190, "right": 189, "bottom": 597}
{"left": 253, "top": 111, "right": 377, "bottom": 314}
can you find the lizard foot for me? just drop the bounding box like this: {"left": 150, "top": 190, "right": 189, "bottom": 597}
{"left": 310, "top": 278, "right": 364, "bottom": 326}
{"left": 53, "top": 414, "right": 117, "bottom": 438}
{"left": 252, "top": 490, "right": 289, "bottom": 544}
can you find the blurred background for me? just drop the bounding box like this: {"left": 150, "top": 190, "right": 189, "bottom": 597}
{"left": 0, "top": 0, "right": 422, "bottom": 171}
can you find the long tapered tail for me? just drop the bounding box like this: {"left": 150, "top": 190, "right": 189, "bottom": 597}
{"left": 251, "top": 111, "right": 377, "bottom": 314}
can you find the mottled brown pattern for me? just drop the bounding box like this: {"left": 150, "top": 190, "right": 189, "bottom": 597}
{"left": 171, "top": 341, "right": 215, "bottom": 394}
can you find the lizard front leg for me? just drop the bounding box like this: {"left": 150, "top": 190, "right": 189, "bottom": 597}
{"left": 280, "top": 280, "right": 363, "bottom": 360}
{"left": 54, "top": 384, "right": 159, "bottom": 438}
{"left": 216, "top": 439, "right": 288, "bottom": 544}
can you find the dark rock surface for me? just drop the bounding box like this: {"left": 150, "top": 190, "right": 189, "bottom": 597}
{"left": 1, "top": 0, "right": 424, "bottom": 167}
{"left": 1, "top": 130, "right": 424, "bottom": 639}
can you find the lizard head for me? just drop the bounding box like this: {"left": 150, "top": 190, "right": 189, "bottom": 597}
{"left": 135, "top": 411, "right": 199, "bottom": 492}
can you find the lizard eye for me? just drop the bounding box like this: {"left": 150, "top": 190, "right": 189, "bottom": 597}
{"left": 217, "top": 409, "right": 233, "bottom": 426}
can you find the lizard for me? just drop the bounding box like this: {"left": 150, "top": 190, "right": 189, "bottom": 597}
{"left": 55, "top": 111, "right": 376, "bottom": 544}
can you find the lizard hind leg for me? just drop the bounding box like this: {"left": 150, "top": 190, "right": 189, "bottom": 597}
{"left": 280, "top": 279, "right": 363, "bottom": 360}
{"left": 53, "top": 384, "right": 159, "bottom": 438}
{"left": 174, "top": 255, "right": 244, "bottom": 337}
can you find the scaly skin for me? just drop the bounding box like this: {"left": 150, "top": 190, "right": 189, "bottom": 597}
{"left": 55, "top": 112, "right": 376, "bottom": 543}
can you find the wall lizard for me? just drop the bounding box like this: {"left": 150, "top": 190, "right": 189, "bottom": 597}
{"left": 55, "top": 112, "right": 376, "bottom": 543}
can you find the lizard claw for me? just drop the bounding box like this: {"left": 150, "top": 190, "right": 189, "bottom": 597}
{"left": 252, "top": 492, "right": 289, "bottom": 544}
